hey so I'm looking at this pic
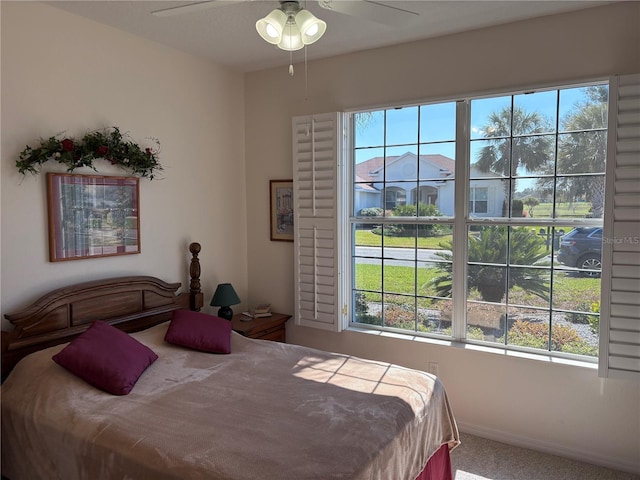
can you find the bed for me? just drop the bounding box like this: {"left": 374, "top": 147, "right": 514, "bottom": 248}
{"left": 1, "top": 243, "right": 459, "bottom": 480}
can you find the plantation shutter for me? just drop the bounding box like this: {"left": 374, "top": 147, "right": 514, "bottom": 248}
{"left": 292, "top": 113, "right": 342, "bottom": 331}
{"left": 599, "top": 73, "right": 640, "bottom": 379}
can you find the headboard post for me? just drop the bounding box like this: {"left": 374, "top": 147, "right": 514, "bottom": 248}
{"left": 188, "top": 242, "right": 204, "bottom": 311}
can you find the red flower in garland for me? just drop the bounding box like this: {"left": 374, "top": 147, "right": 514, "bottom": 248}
{"left": 61, "top": 138, "right": 74, "bottom": 152}
{"left": 97, "top": 145, "right": 110, "bottom": 157}
{"left": 17, "top": 127, "right": 162, "bottom": 179}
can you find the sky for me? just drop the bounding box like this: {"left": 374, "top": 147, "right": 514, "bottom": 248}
{"left": 353, "top": 85, "right": 599, "bottom": 165}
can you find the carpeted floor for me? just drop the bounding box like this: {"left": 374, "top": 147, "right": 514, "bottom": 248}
{"left": 450, "top": 432, "right": 640, "bottom": 480}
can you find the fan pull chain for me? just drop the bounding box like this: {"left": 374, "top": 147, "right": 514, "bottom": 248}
{"left": 304, "top": 46, "right": 308, "bottom": 101}
{"left": 288, "top": 20, "right": 294, "bottom": 76}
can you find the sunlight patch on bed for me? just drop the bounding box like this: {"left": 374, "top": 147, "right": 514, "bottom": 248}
{"left": 292, "top": 354, "right": 434, "bottom": 401}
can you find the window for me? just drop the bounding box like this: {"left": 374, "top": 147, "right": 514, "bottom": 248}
{"left": 385, "top": 187, "right": 406, "bottom": 210}
{"left": 349, "top": 82, "right": 609, "bottom": 359}
{"left": 469, "top": 187, "right": 488, "bottom": 214}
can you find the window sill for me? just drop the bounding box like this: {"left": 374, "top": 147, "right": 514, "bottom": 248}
{"left": 345, "top": 326, "right": 598, "bottom": 370}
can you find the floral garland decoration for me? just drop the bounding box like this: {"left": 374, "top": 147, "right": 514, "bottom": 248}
{"left": 17, "top": 127, "right": 162, "bottom": 179}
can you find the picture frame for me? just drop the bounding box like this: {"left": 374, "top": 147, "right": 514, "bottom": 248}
{"left": 270, "top": 179, "right": 294, "bottom": 242}
{"left": 47, "top": 173, "right": 141, "bottom": 262}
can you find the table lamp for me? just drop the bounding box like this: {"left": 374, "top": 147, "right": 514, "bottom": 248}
{"left": 210, "top": 283, "right": 240, "bottom": 320}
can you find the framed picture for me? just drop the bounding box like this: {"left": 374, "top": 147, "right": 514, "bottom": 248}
{"left": 270, "top": 179, "right": 294, "bottom": 242}
{"left": 47, "top": 173, "right": 140, "bottom": 262}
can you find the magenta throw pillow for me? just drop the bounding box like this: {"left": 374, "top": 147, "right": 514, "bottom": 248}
{"left": 52, "top": 320, "right": 158, "bottom": 395}
{"left": 164, "top": 309, "right": 232, "bottom": 354}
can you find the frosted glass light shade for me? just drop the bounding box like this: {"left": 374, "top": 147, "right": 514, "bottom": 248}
{"left": 256, "top": 9, "right": 287, "bottom": 45}
{"left": 295, "top": 9, "right": 326, "bottom": 45}
{"left": 278, "top": 27, "right": 304, "bottom": 51}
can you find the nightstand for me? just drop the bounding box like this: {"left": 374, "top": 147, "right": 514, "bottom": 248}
{"left": 231, "top": 312, "right": 291, "bottom": 343}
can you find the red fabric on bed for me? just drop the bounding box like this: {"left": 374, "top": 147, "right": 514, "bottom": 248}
{"left": 415, "top": 444, "right": 452, "bottom": 480}
{"left": 52, "top": 320, "right": 158, "bottom": 395}
{"left": 165, "top": 309, "right": 232, "bottom": 354}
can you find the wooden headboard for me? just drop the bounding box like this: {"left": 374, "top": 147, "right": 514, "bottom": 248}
{"left": 1, "top": 243, "right": 204, "bottom": 378}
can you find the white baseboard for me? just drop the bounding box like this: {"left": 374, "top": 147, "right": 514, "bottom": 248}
{"left": 457, "top": 421, "right": 640, "bottom": 476}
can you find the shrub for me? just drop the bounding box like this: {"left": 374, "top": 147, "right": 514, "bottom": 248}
{"left": 393, "top": 203, "right": 441, "bottom": 217}
{"left": 567, "top": 302, "right": 592, "bottom": 324}
{"left": 371, "top": 224, "right": 404, "bottom": 237}
{"left": 383, "top": 303, "right": 416, "bottom": 329}
{"left": 589, "top": 301, "right": 600, "bottom": 335}
{"left": 370, "top": 203, "right": 446, "bottom": 237}
{"left": 512, "top": 199, "right": 524, "bottom": 217}
{"left": 354, "top": 291, "right": 380, "bottom": 325}
{"left": 568, "top": 301, "right": 600, "bottom": 335}
{"left": 504, "top": 320, "right": 596, "bottom": 355}
{"left": 523, "top": 196, "right": 540, "bottom": 216}
{"left": 355, "top": 291, "right": 369, "bottom": 315}
{"left": 433, "top": 226, "right": 548, "bottom": 303}
{"left": 359, "top": 207, "right": 384, "bottom": 217}
{"left": 390, "top": 203, "right": 443, "bottom": 237}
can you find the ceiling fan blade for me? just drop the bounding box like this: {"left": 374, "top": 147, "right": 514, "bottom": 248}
{"left": 151, "top": 1, "right": 245, "bottom": 18}
{"left": 318, "top": 0, "right": 419, "bottom": 27}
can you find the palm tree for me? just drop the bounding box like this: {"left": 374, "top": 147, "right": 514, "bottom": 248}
{"left": 432, "top": 226, "right": 549, "bottom": 303}
{"left": 475, "top": 106, "right": 554, "bottom": 178}
{"left": 474, "top": 106, "right": 554, "bottom": 216}
{"left": 555, "top": 86, "right": 608, "bottom": 217}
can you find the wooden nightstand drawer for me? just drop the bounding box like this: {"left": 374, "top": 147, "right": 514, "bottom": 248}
{"left": 254, "top": 327, "right": 286, "bottom": 343}
{"left": 231, "top": 312, "right": 291, "bottom": 343}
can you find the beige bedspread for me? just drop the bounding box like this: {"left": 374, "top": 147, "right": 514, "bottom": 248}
{"left": 1, "top": 322, "right": 459, "bottom": 480}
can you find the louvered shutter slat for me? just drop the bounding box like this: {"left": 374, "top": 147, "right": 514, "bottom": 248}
{"left": 293, "top": 113, "right": 342, "bottom": 331}
{"left": 600, "top": 73, "right": 640, "bottom": 380}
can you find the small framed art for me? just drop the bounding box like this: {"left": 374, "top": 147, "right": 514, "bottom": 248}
{"left": 47, "top": 173, "right": 141, "bottom": 261}
{"left": 269, "top": 179, "right": 294, "bottom": 242}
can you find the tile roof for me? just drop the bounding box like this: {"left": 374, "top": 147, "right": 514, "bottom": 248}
{"left": 355, "top": 153, "right": 455, "bottom": 182}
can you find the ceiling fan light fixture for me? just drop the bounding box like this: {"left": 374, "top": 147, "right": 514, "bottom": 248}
{"left": 295, "top": 9, "right": 326, "bottom": 45}
{"left": 256, "top": 9, "right": 288, "bottom": 44}
{"left": 256, "top": 1, "right": 326, "bottom": 51}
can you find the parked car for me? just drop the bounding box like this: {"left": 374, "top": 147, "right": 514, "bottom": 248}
{"left": 557, "top": 227, "right": 602, "bottom": 276}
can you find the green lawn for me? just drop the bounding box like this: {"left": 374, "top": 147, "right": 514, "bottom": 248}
{"left": 354, "top": 263, "right": 600, "bottom": 311}
{"left": 355, "top": 230, "right": 452, "bottom": 249}
{"left": 355, "top": 263, "right": 442, "bottom": 300}
{"left": 528, "top": 201, "right": 592, "bottom": 218}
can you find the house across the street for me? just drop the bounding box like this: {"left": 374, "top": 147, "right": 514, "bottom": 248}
{"left": 354, "top": 152, "right": 506, "bottom": 216}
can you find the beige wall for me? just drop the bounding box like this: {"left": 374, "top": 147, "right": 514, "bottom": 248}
{"left": 245, "top": 2, "right": 640, "bottom": 473}
{"left": 1, "top": 3, "right": 248, "bottom": 320}
{"left": 2, "top": 0, "right": 639, "bottom": 474}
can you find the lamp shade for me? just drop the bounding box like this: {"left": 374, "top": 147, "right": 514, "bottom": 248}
{"left": 295, "top": 9, "right": 326, "bottom": 45}
{"left": 210, "top": 283, "right": 240, "bottom": 320}
{"left": 210, "top": 283, "right": 240, "bottom": 307}
{"left": 256, "top": 9, "right": 287, "bottom": 45}
{"left": 278, "top": 27, "right": 304, "bottom": 51}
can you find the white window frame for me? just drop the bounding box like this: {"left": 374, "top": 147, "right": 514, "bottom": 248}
{"left": 346, "top": 81, "right": 608, "bottom": 361}
{"left": 293, "top": 75, "right": 640, "bottom": 379}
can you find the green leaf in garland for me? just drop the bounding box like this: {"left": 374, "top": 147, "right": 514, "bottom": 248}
{"left": 17, "top": 127, "right": 162, "bottom": 179}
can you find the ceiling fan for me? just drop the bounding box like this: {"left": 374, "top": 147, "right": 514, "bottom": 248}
{"left": 151, "top": 0, "right": 420, "bottom": 73}
{"left": 151, "top": 1, "right": 421, "bottom": 30}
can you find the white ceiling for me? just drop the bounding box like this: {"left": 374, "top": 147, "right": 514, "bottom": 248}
{"left": 47, "top": 0, "right": 610, "bottom": 73}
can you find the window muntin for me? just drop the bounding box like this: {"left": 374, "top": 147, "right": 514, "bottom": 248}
{"left": 349, "top": 82, "right": 607, "bottom": 359}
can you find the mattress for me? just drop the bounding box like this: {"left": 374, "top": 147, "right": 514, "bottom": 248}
{"left": 1, "top": 322, "right": 459, "bottom": 480}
